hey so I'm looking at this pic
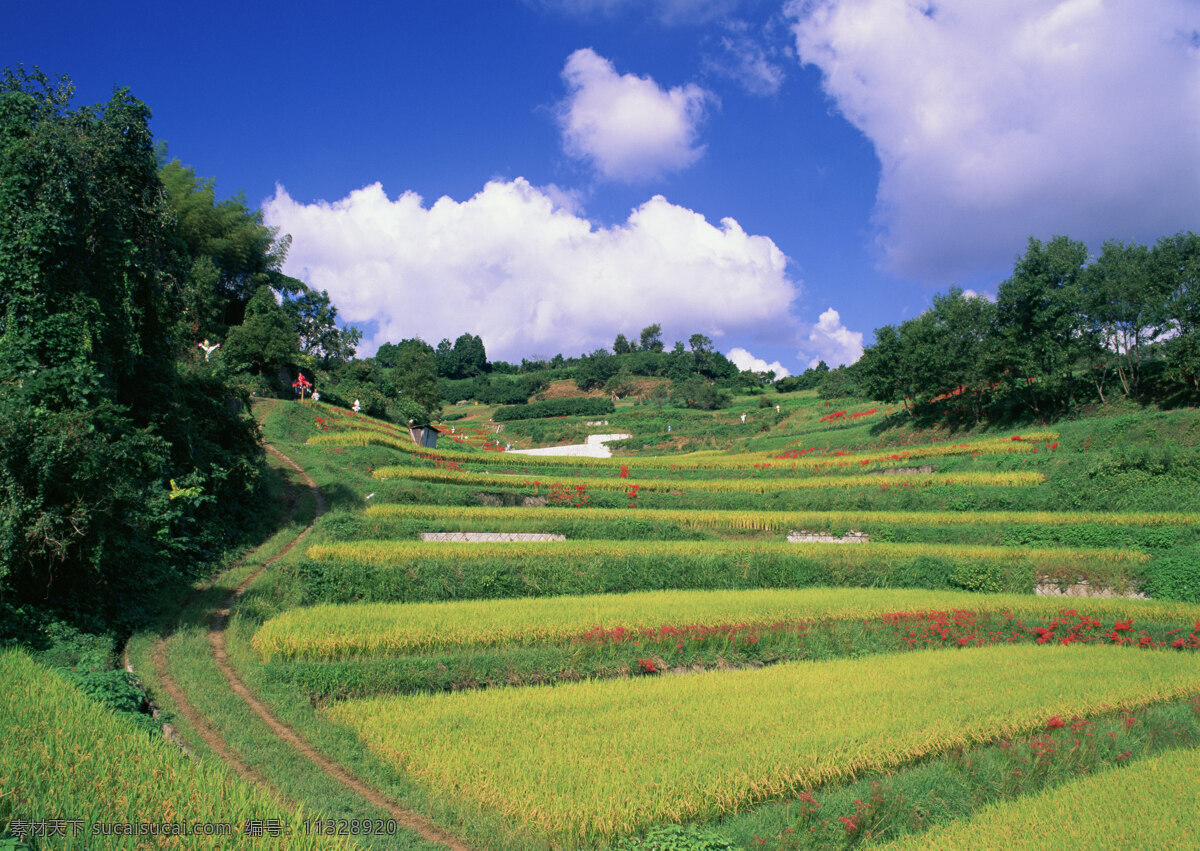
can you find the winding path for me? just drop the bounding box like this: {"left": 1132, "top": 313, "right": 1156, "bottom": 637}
{"left": 141, "top": 443, "right": 469, "bottom": 850}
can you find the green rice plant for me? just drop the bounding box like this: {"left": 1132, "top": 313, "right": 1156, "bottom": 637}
{"left": 0, "top": 649, "right": 344, "bottom": 850}
{"left": 287, "top": 538, "right": 1147, "bottom": 608}
{"left": 306, "top": 539, "right": 1144, "bottom": 568}
{"left": 324, "top": 644, "right": 1200, "bottom": 848}
{"left": 372, "top": 467, "right": 1046, "bottom": 492}
{"left": 252, "top": 585, "right": 1197, "bottom": 662}
{"left": 363, "top": 503, "right": 1200, "bottom": 531}
{"left": 882, "top": 744, "right": 1200, "bottom": 849}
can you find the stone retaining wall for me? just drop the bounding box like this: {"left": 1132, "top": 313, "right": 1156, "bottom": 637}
{"left": 786, "top": 530, "right": 870, "bottom": 544}
{"left": 1034, "top": 578, "right": 1147, "bottom": 599}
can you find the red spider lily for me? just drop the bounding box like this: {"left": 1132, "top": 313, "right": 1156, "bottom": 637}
{"left": 1045, "top": 716, "right": 1066, "bottom": 729}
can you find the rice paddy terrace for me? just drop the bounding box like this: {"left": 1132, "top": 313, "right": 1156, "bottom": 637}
{"left": 12, "top": 392, "right": 1200, "bottom": 848}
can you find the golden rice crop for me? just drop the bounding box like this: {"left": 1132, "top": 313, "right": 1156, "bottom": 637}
{"left": 0, "top": 649, "right": 342, "bottom": 850}
{"left": 325, "top": 644, "right": 1200, "bottom": 847}
{"left": 252, "top": 586, "right": 1193, "bottom": 661}
{"left": 364, "top": 503, "right": 1200, "bottom": 531}
{"left": 885, "top": 745, "right": 1200, "bottom": 849}
{"left": 372, "top": 467, "right": 1045, "bottom": 492}
{"left": 305, "top": 538, "right": 1141, "bottom": 565}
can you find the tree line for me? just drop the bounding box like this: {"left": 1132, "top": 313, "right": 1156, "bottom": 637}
{"left": 853, "top": 234, "right": 1200, "bottom": 423}
{"left": 357, "top": 323, "right": 766, "bottom": 423}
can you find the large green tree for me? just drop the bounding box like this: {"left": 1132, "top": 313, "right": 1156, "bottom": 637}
{"left": 994, "top": 236, "right": 1093, "bottom": 414}
{"left": 1153, "top": 232, "right": 1200, "bottom": 393}
{"left": 391, "top": 338, "right": 441, "bottom": 420}
{"left": 160, "top": 158, "right": 290, "bottom": 338}
{"left": 221, "top": 285, "right": 301, "bottom": 377}
{"left": 281, "top": 287, "right": 361, "bottom": 368}
{"left": 0, "top": 70, "right": 263, "bottom": 636}
{"left": 1079, "top": 240, "right": 1165, "bottom": 399}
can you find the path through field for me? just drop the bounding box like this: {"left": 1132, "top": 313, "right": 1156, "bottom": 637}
{"left": 146, "top": 444, "right": 469, "bottom": 850}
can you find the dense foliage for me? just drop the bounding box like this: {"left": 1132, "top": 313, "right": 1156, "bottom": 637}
{"left": 493, "top": 397, "right": 616, "bottom": 421}
{"left": 0, "top": 70, "right": 267, "bottom": 637}
{"left": 856, "top": 234, "right": 1200, "bottom": 422}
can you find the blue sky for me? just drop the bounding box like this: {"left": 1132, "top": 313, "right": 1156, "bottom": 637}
{"left": 8, "top": 1, "right": 1200, "bottom": 374}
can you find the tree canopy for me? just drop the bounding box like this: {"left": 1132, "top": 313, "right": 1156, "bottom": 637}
{"left": 0, "top": 69, "right": 266, "bottom": 636}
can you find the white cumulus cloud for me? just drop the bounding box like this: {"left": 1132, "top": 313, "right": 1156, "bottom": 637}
{"left": 800, "top": 307, "right": 863, "bottom": 368}
{"left": 262, "top": 178, "right": 799, "bottom": 361}
{"left": 557, "top": 48, "right": 715, "bottom": 181}
{"left": 727, "top": 347, "right": 792, "bottom": 377}
{"left": 787, "top": 0, "right": 1200, "bottom": 281}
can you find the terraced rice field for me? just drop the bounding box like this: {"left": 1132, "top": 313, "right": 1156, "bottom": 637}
{"left": 236, "top": 399, "right": 1200, "bottom": 848}
{"left": 326, "top": 645, "right": 1200, "bottom": 847}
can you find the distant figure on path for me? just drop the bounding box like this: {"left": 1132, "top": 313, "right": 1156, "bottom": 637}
{"left": 353, "top": 399, "right": 361, "bottom": 413}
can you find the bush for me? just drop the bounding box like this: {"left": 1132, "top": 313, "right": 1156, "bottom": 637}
{"left": 610, "top": 825, "right": 733, "bottom": 850}
{"left": 1142, "top": 547, "right": 1200, "bottom": 602}
{"left": 494, "top": 398, "right": 615, "bottom": 421}
{"left": 669, "top": 378, "right": 731, "bottom": 410}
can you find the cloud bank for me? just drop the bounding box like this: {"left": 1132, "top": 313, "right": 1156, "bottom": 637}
{"left": 263, "top": 179, "right": 799, "bottom": 361}
{"left": 557, "top": 48, "right": 714, "bottom": 181}
{"left": 727, "top": 347, "right": 792, "bottom": 377}
{"left": 787, "top": 0, "right": 1200, "bottom": 281}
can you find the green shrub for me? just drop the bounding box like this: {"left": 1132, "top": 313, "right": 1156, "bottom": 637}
{"left": 609, "top": 824, "right": 733, "bottom": 850}
{"left": 1142, "top": 547, "right": 1200, "bottom": 602}
{"left": 949, "top": 561, "right": 1007, "bottom": 594}
{"left": 493, "top": 398, "right": 615, "bottom": 421}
